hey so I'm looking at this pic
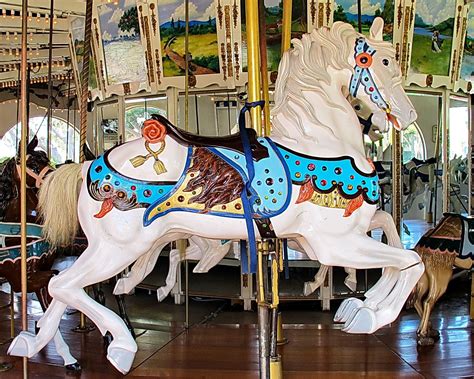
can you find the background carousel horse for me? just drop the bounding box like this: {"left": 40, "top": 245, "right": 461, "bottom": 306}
{"left": 448, "top": 155, "right": 468, "bottom": 214}
{"left": 409, "top": 213, "right": 473, "bottom": 346}
{"left": 0, "top": 137, "right": 80, "bottom": 370}
{"left": 9, "top": 19, "right": 423, "bottom": 374}
{"left": 112, "top": 96, "right": 387, "bottom": 302}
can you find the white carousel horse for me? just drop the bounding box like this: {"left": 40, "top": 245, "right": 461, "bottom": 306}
{"left": 111, "top": 97, "right": 396, "bottom": 301}
{"left": 9, "top": 19, "right": 423, "bottom": 374}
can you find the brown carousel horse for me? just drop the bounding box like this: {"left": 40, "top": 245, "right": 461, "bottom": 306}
{"left": 411, "top": 213, "right": 474, "bottom": 345}
{"left": 0, "top": 136, "right": 81, "bottom": 369}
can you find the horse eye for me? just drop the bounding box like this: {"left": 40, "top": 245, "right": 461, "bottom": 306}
{"left": 382, "top": 59, "right": 390, "bottom": 66}
{"left": 354, "top": 105, "right": 361, "bottom": 111}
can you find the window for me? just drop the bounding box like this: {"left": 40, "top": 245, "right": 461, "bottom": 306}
{"left": 0, "top": 116, "right": 79, "bottom": 165}
{"left": 125, "top": 96, "right": 167, "bottom": 141}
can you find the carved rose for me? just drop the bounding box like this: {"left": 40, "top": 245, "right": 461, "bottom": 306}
{"left": 142, "top": 119, "right": 166, "bottom": 144}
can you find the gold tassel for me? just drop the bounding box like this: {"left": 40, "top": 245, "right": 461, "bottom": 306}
{"left": 153, "top": 158, "right": 167, "bottom": 175}
{"left": 129, "top": 155, "right": 148, "bottom": 168}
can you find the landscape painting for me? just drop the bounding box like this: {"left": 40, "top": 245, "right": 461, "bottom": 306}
{"left": 240, "top": 0, "right": 307, "bottom": 72}
{"left": 98, "top": 0, "right": 147, "bottom": 85}
{"left": 70, "top": 16, "right": 98, "bottom": 89}
{"left": 409, "top": 0, "right": 456, "bottom": 76}
{"left": 157, "top": 0, "right": 219, "bottom": 77}
{"left": 333, "top": 0, "right": 393, "bottom": 40}
{"left": 460, "top": 11, "right": 474, "bottom": 82}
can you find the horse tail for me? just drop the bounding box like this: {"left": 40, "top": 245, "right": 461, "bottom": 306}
{"left": 38, "top": 163, "right": 83, "bottom": 247}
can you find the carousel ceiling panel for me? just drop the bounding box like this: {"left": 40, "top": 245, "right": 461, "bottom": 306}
{"left": 1, "top": 0, "right": 85, "bottom": 15}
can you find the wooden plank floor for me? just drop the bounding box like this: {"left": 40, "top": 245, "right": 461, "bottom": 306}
{"left": 0, "top": 277, "right": 472, "bottom": 378}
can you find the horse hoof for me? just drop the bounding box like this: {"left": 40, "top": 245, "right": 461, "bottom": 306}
{"left": 334, "top": 298, "right": 363, "bottom": 323}
{"left": 156, "top": 288, "right": 170, "bottom": 302}
{"left": 417, "top": 336, "right": 435, "bottom": 346}
{"left": 8, "top": 332, "right": 36, "bottom": 358}
{"left": 342, "top": 307, "right": 377, "bottom": 334}
{"left": 65, "top": 362, "right": 82, "bottom": 371}
{"left": 107, "top": 346, "right": 136, "bottom": 374}
{"left": 303, "top": 282, "right": 315, "bottom": 296}
{"left": 425, "top": 329, "right": 440, "bottom": 341}
{"left": 103, "top": 333, "right": 113, "bottom": 348}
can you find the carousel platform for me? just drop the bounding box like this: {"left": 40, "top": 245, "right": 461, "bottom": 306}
{"left": 0, "top": 271, "right": 472, "bottom": 378}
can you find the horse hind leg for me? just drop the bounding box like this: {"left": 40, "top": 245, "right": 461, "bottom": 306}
{"left": 417, "top": 259, "right": 453, "bottom": 346}
{"left": 303, "top": 264, "right": 329, "bottom": 296}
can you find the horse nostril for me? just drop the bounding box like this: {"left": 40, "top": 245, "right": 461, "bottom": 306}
{"left": 409, "top": 109, "right": 417, "bottom": 122}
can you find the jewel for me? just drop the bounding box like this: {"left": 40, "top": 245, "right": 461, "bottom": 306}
{"left": 295, "top": 160, "right": 300, "bottom": 165}
{"left": 321, "top": 180, "right": 327, "bottom": 186}
{"left": 266, "top": 178, "right": 274, "bottom": 185}
{"left": 131, "top": 185, "right": 136, "bottom": 190}
{"left": 295, "top": 172, "right": 301, "bottom": 178}
{"left": 308, "top": 163, "right": 315, "bottom": 171}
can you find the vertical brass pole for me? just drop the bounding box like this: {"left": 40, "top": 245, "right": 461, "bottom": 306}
{"left": 442, "top": 90, "right": 450, "bottom": 213}
{"left": 10, "top": 290, "right": 15, "bottom": 339}
{"left": 184, "top": 0, "right": 190, "bottom": 329}
{"left": 78, "top": 0, "right": 93, "bottom": 329}
{"left": 20, "top": 0, "right": 29, "bottom": 377}
{"left": 79, "top": 0, "right": 93, "bottom": 162}
{"left": 281, "top": 0, "right": 292, "bottom": 53}
{"left": 258, "top": 0, "right": 270, "bottom": 136}
{"left": 245, "top": 0, "right": 263, "bottom": 135}
{"left": 391, "top": 129, "right": 402, "bottom": 235}
{"left": 46, "top": 0, "right": 54, "bottom": 158}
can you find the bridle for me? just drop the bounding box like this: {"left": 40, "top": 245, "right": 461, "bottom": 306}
{"left": 349, "top": 37, "right": 391, "bottom": 114}
{"left": 16, "top": 156, "right": 53, "bottom": 189}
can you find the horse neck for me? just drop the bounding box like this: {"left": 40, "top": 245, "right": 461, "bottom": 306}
{"left": 271, "top": 78, "right": 365, "bottom": 157}
{"left": 2, "top": 177, "right": 38, "bottom": 224}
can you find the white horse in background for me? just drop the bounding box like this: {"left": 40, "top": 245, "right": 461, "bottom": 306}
{"left": 9, "top": 19, "right": 423, "bottom": 374}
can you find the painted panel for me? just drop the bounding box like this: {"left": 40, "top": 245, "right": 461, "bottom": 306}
{"left": 460, "top": 9, "right": 474, "bottom": 82}
{"left": 240, "top": 0, "right": 307, "bottom": 72}
{"left": 157, "top": 0, "right": 219, "bottom": 77}
{"left": 409, "top": 0, "right": 456, "bottom": 76}
{"left": 98, "top": 0, "right": 147, "bottom": 85}
{"left": 333, "top": 0, "right": 393, "bottom": 40}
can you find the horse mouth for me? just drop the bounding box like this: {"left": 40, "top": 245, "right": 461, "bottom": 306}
{"left": 386, "top": 113, "right": 401, "bottom": 131}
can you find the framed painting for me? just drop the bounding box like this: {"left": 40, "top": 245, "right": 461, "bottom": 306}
{"left": 405, "top": 0, "right": 466, "bottom": 89}
{"left": 93, "top": 0, "right": 150, "bottom": 96}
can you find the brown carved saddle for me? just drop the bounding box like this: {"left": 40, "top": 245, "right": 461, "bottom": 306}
{"left": 151, "top": 114, "right": 269, "bottom": 161}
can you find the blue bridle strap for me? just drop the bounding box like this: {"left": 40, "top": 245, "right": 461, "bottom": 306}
{"left": 239, "top": 100, "right": 265, "bottom": 274}
{"left": 349, "top": 38, "right": 389, "bottom": 111}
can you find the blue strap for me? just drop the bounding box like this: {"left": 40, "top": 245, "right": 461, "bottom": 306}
{"left": 240, "top": 239, "right": 248, "bottom": 273}
{"left": 239, "top": 100, "right": 265, "bottom": 274}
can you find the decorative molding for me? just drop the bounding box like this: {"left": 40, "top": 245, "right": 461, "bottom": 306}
{"left": 325, "top": 0, "right": 331, "bottom": 25}
{"left": 217, "top": 0, "right": 223, "bottom": 28}
{"left": 232, "top": 0, "right": 238, "bottom": 28}
{"left": 318, "top": 3, "right": 324, "bottom": 28}
{"left": 123, "top": 83, "right": 131, "bottom": 95}
{"left": 224, "top": 5, "right": 233, "bottom": 79}
{"left": 155, "top": 48, "right": 162, "bottom": 85}
{"left": 149, "top": 3, "right": 157, "bottom": 35}
{"left": 221, "top": 42, "right": 227, "bottom": 81}
{"left": 310, "top": 0, "right": 316, "bottom": 26}
{"left": 234, "top": 42, "right": 240, "bottom": 80}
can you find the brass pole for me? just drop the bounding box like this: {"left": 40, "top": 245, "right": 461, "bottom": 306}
{"left": 258, "top": 0, "right": 270, "bottom": 136}
{"left": 184, "top": 0, "right": 190, "bottom": 329}
{"left": 281, "top": 0, "right": 292, "bottom": 54}
{"left": 78, "top": 0, "right": 93, "bottom": 329}
{"left": 46, "top": 0, "right": 54, "bottom": 158}
{"left": 391, "top": 128, "right": 402, "bottom": 235}
{"left": 79, "top": 0, "right": 93, "bottom": 163}
{"left": 245, "top": 0, "right": 263, "bottom": 135}
{"left": 20, "top": 0, "right": 29, "bottom": 377}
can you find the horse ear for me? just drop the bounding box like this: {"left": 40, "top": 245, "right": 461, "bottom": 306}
{"left": 27, "top": 135, "right": 38, "bottom": 154}
{"left": 369, "top": 17, "right": 384, "bottom": 41}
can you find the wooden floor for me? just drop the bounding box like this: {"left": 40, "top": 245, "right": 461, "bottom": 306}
{"left": 0, "top": 273, "right": 472, "bottom": 379}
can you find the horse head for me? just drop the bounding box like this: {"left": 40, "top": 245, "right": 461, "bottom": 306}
{"left": 16, "top": 136, "right": 54, "bottom": 190}
{"left": 271, "top": 18, "right": 416, "bottom": 149}
{"left": 349, "top": 18, "right": 417, "bottom": 133}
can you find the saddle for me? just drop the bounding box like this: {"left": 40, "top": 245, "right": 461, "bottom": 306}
{"left": 151, "top": 114, "right": 269, "bottom": 161}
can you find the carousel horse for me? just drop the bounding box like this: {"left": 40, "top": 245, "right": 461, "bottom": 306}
{"left": 0, "top": 137, "right": 80, "bottom": 370}
{"left": 9, "top": 19, "right": 423, "bottom": 374}
{"left": 448, "top": 155, "right": 468, "bottom": 213}
{"left": 112, "top": 96, "right": 384, "bottom": 302}
{"left": 410, "top": 213, "right": 473, "bottom": 345}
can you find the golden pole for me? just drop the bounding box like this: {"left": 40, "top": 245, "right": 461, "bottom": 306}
{"left": 20, "top": 0, "right": 29, "bottom": 377}
{"left": 391, "top": 129, "right": 402, "bottom": 235}
{"left": 245, "top": 0, "right": 263, "bottom": 135}
{"left": 183, "top": 0, "right": 190, "bottom": 329}
{"left": 258, "top": 0, "right": 271, "bottom": 136}
{"left": 281, "top": 0, "right": 292, "bottom": 54}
